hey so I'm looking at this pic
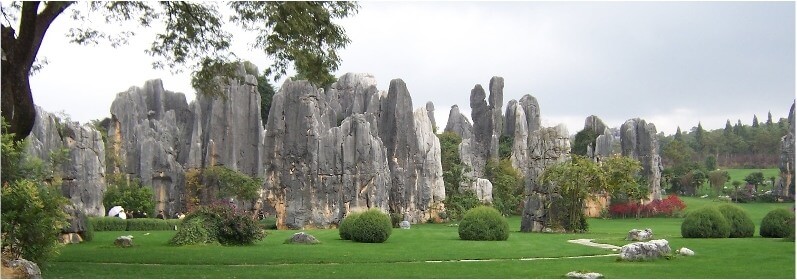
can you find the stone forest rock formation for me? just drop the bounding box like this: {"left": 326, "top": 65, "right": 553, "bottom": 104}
{"left": 519, "top": 124, "right": 571, "bottom": 232}
{"left": 264, "top": 74, "right": 444, "bottom": 229}
{"left": 583, "top": 115, "right": 614, "bottom": 161}
{"left": 777, "top": 101, "right": 795, "bottom": 198}
{"left": 26, "top": 106, "right": 106, "bottom": 217}
{"left": 620, "top": 118, "right": 663, "bottom": 201}
{"left": 108, "top": 64, "right": 267, "bottom": 215}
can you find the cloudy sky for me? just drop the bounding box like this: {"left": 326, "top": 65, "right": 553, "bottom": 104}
{"left": 29, "top": 1, "right": 795, "bottom": 135}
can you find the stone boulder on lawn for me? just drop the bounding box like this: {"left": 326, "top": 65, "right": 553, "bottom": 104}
{"left": 619, "top": 239, "right": 671, "bottom": 261}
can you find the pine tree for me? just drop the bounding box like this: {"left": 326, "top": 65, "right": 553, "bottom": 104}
{"left": 766, "top": 111, "right": 774, "bottom": 127}
{"left": 724, "top": 120, "right": 733, "bottom": 136}
{"left": 752, "top": 115, "right": 760, "bottom": 128}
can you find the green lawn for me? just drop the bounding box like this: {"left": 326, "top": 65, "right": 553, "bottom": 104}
{"left": 697, "top": 168, "right": 781, "bottom": 196}
{"left": 42, "top": 199, "right": 795, "bottom": 279}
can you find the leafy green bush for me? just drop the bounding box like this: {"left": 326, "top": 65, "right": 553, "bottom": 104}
{"left": 760, "top": 208, "right": 795, "bottom": 238}
{"left": 89, "top": 217, "right": 129, "bottom": 231}
{"left": 458, "top": 206, "right": 509, "bottom": 241}
{"left": 1, "top": 179, "right": 69, "bottom": 263}
{"left": 349, "top": 209, "right": 392, "bottom": 243}
{"left": 169, "top": 202, "right": 265, "bottom": 246}
{"left": 681, "top": 206, "right": 731, "bottom": 238}
{"left": 217, "top": 215, "right": 265, "bottom": 246}
{"left": 169, "top": 217, "right": 212, "bottom": 246}
{"left": 338, "top": 211, "right": 362, "bottom": 240}
{"left": 82, "top": 219, "right": 95, "bottom": 242}
{"left": 390, "top": 212, "right": 403, "bottom": 228}
{"left": 716, "top": 204, "right": 755, "bottom": 238}
{"left": 103, "top": 173, "right": 155, "bottom": 216}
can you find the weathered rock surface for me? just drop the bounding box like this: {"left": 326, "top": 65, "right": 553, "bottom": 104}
{"left": 3, "top": 258, "right": 41, "bottom": 279}
{"left": 379, "top": 80, "right": 445, "bottom": 223}
{"left": 25, "top": 107, "right": 107, "bottom": 217}
{"left": 471, "top": 178, "right": 493, "bottom": 203}
{"left": 61, "top": 203, "right": 89, "bottom": 237}
{"left": 265, "top": 75, "right": 444, "bottom": 229}
{"left": 470, "top": 77, "right": 504, "bottom": 162}
{"left": 619, "top": 239, "right": 671, "bottom": 261}
{"left": 114, "top": 235, "right": 134, "bottom": 247}
{"left": 520, "top": 124, "right": 571, "bottom": 232}
{"left": 109, "top": 79, "right": 193, "bottom": 215}
{"left": 285, "top": 232, "right": 320, "bottom": 244}
{"left": 444, "top": 105, "right": 482, "bottom": 182}
{"left": 626, "top": 228, "right": 654, "bottom": 241}
{"left": 620, "top": 118, "right": 663, "bottom": 201}
{"left": 59, "top": 233, "right": 83, "bottom": 244}
{"left": 566, "top": 271, "right": 604, "bottom": 279}
{"left": 778, "top": 101, "right": 795, "bottom": 198}
{"left": 426, "top": 101, "right": 437, "bottom": 131}
{"left": 399, "top": 220, "right": 411, "bottom": 229}
{"left": 583, "top": 115, "right": 614, "bottom": 161}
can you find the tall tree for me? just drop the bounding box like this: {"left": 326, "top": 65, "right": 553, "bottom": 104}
{"left": 752, "top": 115, "right": 760, "bottom": 128}
{"left": 724, "top": 120, "right": 733, "bottom": 136}
{"left": 767, "top": 111, "right": 774, "bottom": 127}
{"left": 1, "top": 1, "right": 359, "bottom": 140}
{"left": 674, "top": 126, "right": 683, "bottom": 141}
{"left": 692, "top": 122, "right": 705, "bottom": 154}
{"left": 257, "top": 74, "right": 275, "bottom": 128}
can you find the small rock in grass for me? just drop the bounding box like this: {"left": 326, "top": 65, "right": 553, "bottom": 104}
{"left": 566, "top": 271, "right": 604, "bottom": 279}
{"left": 114, "top": 235, "right": 134, "bottom": 247}
{"left": 285, "top": 232, "right": 320, "bottom": 245}
{"left": 676, "top": 247, "right": 695, "bottom": 256}
{"left": 619, "top": 239, "right": 671, "bottom": 261}
{"left": 400, "top": 221, "right": 411, "bottom": 229}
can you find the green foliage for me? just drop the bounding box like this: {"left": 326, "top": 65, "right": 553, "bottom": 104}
{"left": 540, "top": 155, "right": 641, "bottom": 232}
{"left": 680, "top": 206, "right": 731, "bottom": 238}
{"left": 485, "top": 159, "right": 523, "bottom": 216}
{"left": 458, "top": 206, "right": 509, "bottom": 241}
{"left": 126, "top": 218, "right": 180, "bottom": 231}
{"left": 444, "top": 191, "right": 483, "bottom": 221}
{"left": 760, "top": 208, "right": 795, "bottom": 238}
{"left": 88, "top": 217, "right": 180, "bottom": 231}
{"left": 1, "top": 179, "right": 69, "bottom": 263}
{"left": 744, "top": 172, "right": 765, "bottom": 188}
{"left": 498, "top": 135, "right": 514, "bottom": 160}
{"left": 89, "top": 217, "right": 128, "bottom": 231}
{"left": 338, "top": 212, "right": 362, "bottom": 240}
{"left": 716, "top": 204, "right": 755, "bottom": 238}
{"left": 571, "top": 128, "right": 599, "bottom": 156}
{"left": 202, "top": 166, "right": 262, "bottom": 200}
{"left": 170, "top": 203, "right": 265, "bottom": 246}
{"left": 185, "top": 166, "right": 262, "bottom": 209}
{"left": 1, "top": 120, "right": 70, "bottom": 264}
{"left": 169, "top": 217, "right": 212, "bottom": 246}
{"left": 708, "top": 170, "right": 730, "bottom": 196}
{"left": 257, "top": 74, "right": 276, "bottom": 127}
{"left": 348, "top": 209, "right": 393, "bottom": 243}
{"left": 438, "top": 131, "right": 482, "bottom": 219}
{"left": 704, "top": 155, "right": 717, "bottom": 171}
{"left": 103, "top": 173, "right": 156, "bottom": 216}
{"left": 217, "top": 214, "right": 266, "bottom": 246}
{"left": 82, "top": 218, "right": 95, "bottom": 242}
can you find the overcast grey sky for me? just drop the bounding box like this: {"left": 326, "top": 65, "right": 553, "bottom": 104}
{"left": 29, "top": 1, "right": 795, "bottom": 135}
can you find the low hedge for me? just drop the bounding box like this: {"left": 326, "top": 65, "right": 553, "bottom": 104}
{"left": 89, "top": 217, "right": 181, "bottom": 231}
{"left": 458, "top": 206, "right": 509, "bottom": 241}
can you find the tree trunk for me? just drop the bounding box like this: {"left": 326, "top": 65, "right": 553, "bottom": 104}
{"left": 1, "top": 1, "right": 73, "bottom": 141}
{"left": 1, "top": 61, "right": 36, "bottom": 141}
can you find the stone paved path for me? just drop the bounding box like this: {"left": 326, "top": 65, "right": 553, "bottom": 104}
{"left": 567, "top": 239, "right": 622, "bottom": 250}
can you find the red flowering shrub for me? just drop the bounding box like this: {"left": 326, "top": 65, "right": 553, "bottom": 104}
{"left": 609, "top": 195, "right": 686, "bottom": 218}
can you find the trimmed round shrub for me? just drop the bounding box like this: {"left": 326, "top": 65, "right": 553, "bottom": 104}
{"left": 338, "top": 211, "right": 362, "bottom": 240}
{"left": 760, "top": 208, "right": 795, "bottom": 238}
{"left": 458, "top": 206, "right": 509, "bottom": 241}
{"left": 349, "top": 209, "right": 392, "bottom": 243}
{"left": 716, "top": 204, "right": 755, "bottom": 238}
{"left": 681, "top": 206, "right": 730, "bottom": 238}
